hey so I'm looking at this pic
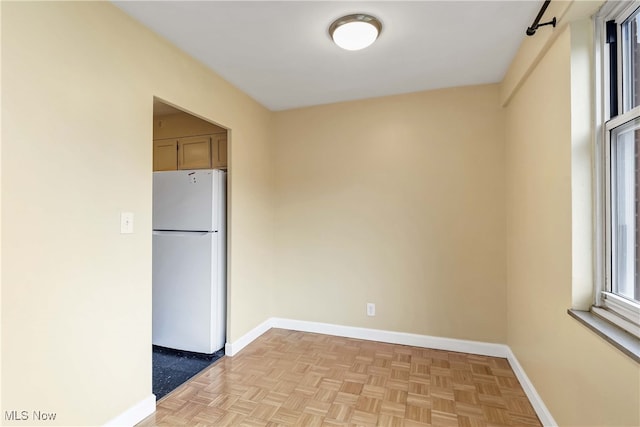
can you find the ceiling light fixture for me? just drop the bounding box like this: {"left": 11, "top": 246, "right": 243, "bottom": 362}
{"left": 329, "top": 14, "right": 382, "bottom": 51}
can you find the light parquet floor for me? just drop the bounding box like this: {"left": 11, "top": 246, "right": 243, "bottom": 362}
{"left": 137, "top": 329, "right": 541, "bottom": 427}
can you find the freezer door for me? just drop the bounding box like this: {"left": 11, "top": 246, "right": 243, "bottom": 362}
{"left": 152, "top": 231, "right": 225, "bottom": 353}
{"left": 153, "top": 170, "right": 222, "bottom": 231}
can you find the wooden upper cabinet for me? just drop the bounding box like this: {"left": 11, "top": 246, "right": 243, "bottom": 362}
{"left": 153, "top": 132, "right": 227, "bottom": 171}
{"left": 178, "top": 135, "right": 212, "bottom": 170}
{"left": 153, "top": 139, "right": 178, "bottom": 171}
{"left": 153, "top": 110, "right": 227, "bottom": 171}
{"left": 212, "top": 134, "right": 228, "bottom": 169}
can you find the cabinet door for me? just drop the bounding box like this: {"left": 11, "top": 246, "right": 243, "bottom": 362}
{"left": 211, "top": 134, "right": 228, "bottom": 169}
{"left": 178, "top": 135, "right": 212, "bottom": 170}
{"left": 153, "top": 139, "right": 178, "bottom": 171}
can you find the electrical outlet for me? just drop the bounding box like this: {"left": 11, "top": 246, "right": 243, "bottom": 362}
{"left": 367, "top": 303, "right": 375, "bottom": 317}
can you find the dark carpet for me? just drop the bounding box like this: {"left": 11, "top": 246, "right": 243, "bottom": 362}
{"left": 152, "top": 345, "right": 225, "bottom": 400}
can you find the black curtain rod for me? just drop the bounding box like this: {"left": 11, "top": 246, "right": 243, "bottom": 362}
{"left": 526, "top": 0, "right": 557, "bottom": 36}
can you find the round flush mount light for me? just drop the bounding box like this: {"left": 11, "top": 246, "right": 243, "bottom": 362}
{"left": 329, "top": 14, "right": 382, "bottom": 51}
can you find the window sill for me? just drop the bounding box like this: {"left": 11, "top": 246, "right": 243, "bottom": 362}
{"left": 567, "top": 309, "right": 640, "bottom": 363}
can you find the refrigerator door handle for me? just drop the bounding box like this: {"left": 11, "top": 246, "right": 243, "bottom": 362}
{"left": 152, "top": 230, "right": 211, "bottom": 237}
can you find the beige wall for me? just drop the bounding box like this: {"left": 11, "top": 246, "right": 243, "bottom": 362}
{"left": 503, "top": 21, "right": 640, "bottom": 426}
{"left": 1, "top": 2, "right": 274, "bottom": 425}
{"left": 273, "top": 85, "right": 507, "bottom": 343}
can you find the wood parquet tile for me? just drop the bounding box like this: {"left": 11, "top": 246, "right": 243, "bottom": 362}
{"left": 136, "top": 329, "right": 541, "bottom": 427}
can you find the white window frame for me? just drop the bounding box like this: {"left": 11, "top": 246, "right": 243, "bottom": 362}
{"left": 594, "top": 0, "right": 640, "bottom": 338}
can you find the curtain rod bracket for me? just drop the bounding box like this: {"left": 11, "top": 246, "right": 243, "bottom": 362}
{"left": 526, "top": 17, "right": 557, "bottom": 36}
{"left": 526, "top": 0, "right": 557, "bottom": 36}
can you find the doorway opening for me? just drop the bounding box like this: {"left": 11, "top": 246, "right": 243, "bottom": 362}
{"left": 151, "top": 98, "right": 229, "bottom": 400}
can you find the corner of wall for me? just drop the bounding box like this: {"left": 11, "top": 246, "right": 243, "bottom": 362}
{"left": 500, "top": 0, "right": 604, "bottom": 108}
{"left": 500, "top": 1, "right": 574, "bottom": 107}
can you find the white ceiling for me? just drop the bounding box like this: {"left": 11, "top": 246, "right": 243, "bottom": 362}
{"left": 115, "top": 1, "right": 543, "bottom": 111}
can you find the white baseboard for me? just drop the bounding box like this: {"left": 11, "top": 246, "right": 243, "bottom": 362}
{"left": 225, "top": 317, "right": 272, "bottom": 356}
{"left": 103, "top": 394, "right": 156, "bottom": 427}
{"left": 226, "top": 317, "right": 555, "bottom": 426}
{"left": 506, "top": 348, "right": 558, "bottom": 427}
{"left": 271, "top": 318, "right": 511, "bottom": 358}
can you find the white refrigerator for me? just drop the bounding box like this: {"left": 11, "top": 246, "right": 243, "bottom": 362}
{"left": 152, "top": 169, "right": 226, "bottom": 354}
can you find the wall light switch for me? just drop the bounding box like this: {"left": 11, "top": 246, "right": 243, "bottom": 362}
{"left": 120, "top": 212, "right": 134, "bottom": 234}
